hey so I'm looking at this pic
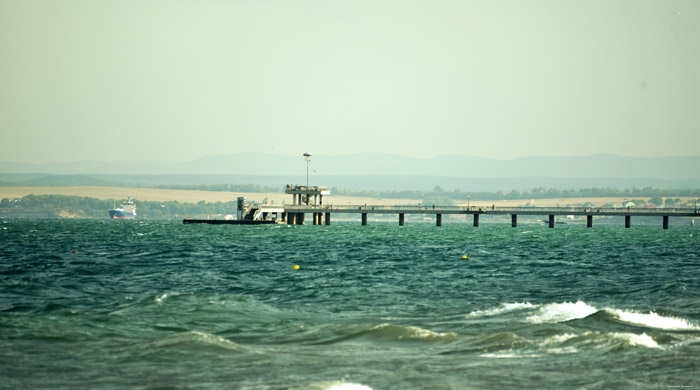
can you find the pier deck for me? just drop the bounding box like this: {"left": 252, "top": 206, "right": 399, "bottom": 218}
{"left": 278, "top": 204, "right": 698, "bottom": 229}
{"left": 283, "top": 204, "right": 698, "bottom": 217}
{"left": 183, "top": 204, "right": 697, "bottom": 228}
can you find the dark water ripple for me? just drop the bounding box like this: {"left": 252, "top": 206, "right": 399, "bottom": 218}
{"left": 1, "top": 219, "right": 699, "bottom": 389}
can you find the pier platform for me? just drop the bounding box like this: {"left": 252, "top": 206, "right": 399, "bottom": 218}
{"left": 182, "top": 184, "right": 698, "bottom": 229}
{"left": 280, "top": 204, "right": 697, "bottom": 229}
{"left": 184, "top": 203, "right": 697, "bottom": 229}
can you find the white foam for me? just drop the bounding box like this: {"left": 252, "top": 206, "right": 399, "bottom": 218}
{"left": 480, "top": 352, "right": 541, "bottom": 359}
{"left": 611, "top": 332, "right": 663, "bottom": 349}
{"left": 370, "top": 324, "right": 456, "bottom": 341}
{"left": 182, "top": 331, "right": 246, "bottom": 349}
{"left": 610, "top": 309, "right": 700, "bottom": 331}
{"left": 401, "top": 325, "right": 456, "bottom": 340}
{"left": 154, "top": 292, "right": 181, "bottom": 303}
{"left": 326, "top": 382, "right": 373, "bottom": 390}
{"left": 540, "top": 333, "right": 580, "bottom": 354}
{"left": 526, "top": 301, "right": 597, "bottom": 324}
{"left": 541, "top": 333, "right": 577, "bottom": 346}
{"left": 150, "top": 331, "right": 250, "bottom": 353}
{"left": 189, "top": 331, "right": 229, "bottom": 344}
{"left": 545, "top": 346, "right": 579, "bottom": 354}
{"left": 467, "top": 302, "right": 536, "bottom": 318}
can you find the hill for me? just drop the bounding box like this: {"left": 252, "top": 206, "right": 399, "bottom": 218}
{"left": 2, "top": 153, "right": 699, "bottom": 181}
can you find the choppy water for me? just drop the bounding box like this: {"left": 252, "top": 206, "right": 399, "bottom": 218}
{"left": 1, "top": 219, "right": 699, "bottom": 389}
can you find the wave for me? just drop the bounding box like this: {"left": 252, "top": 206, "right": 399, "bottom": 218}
{"left": 440, "top": 332, "right": 533, "bottom": 356}
{"left": 361, "top": 323, "right": 457, "bottom": 342}
{"left": 610, "top": 332, "right": 663, "bottom": 349}
{"left": 522, "top": 301, "right": 700, "bottom": 331}
{"left": 608, "top": 309, "right": 700, "bottom": 331}
{"left": 456, "top": 328, "right": 665, "bottom": 359}
{"left": 326, "top": 384, "right": 372, "bottom": 390}
{"left": 302, "top": 381, "right": 373, "bottom": 390}
{"left": 461, "top": 301, "right": 698, "bottom": 355}
{"left": 110, "top": 292, "right": 284, "bottom": 322}
{"left": 462, "top": 328, "right": 667, "bottom": 358}
{"left": 479, "top": 351, "right": 541, "bottom": 359}
{"left": 466, "top": 302, "right": 535, "bottom": 318}
{"left": 541, "top": 331, "right": 662, "bottom": 351}
{"left": 540, "top": 332, "right": 578, "bottom": 346}
{"left": 321, "top": 323, "right": 456, "bottom": 345}
{"left": 146, "top": 331, "right": 252, "bottom": 354}
{"left": 475, "top": 330, "right": 663, "bottom": 359}
{"left": 525, "top": 301, "right": 598, "bottom": 324}
{"left": 154, "top": 292, "right": 181, "bottom": 304}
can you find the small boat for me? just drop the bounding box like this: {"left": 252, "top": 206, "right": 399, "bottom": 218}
{"left": 109, "top": 196, "right": 136, "bottom": 219}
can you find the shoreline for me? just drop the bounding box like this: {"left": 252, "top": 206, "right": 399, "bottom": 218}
{"left": 1, "top": 186, "right": 695, "bottom": 208}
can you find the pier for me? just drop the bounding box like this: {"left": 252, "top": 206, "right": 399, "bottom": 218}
{"left": 183, "top": 185, "right": 698, "bottom": 229}
{"left": 278, "top": 204, "right": 697, "bottom": 229}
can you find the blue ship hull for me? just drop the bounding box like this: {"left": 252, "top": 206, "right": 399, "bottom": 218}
{"left": 109, "top": 209, "right": 136, "bottom": 219}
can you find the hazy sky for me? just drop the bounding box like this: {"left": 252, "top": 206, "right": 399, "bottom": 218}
{"left": 1, "top": 0, "right": 699, "bottom": 163}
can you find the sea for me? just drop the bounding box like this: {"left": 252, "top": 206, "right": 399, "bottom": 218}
{"left": 1, "top": 218, "right": 699, "bottom": 390}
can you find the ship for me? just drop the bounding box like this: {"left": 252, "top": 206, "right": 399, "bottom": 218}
{"left": 109, "top": 196, "right": 136, "bottom": 219}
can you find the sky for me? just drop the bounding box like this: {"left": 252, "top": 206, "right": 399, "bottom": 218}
{"left": 1, "top": 0, "right": 699, "bottom": 163}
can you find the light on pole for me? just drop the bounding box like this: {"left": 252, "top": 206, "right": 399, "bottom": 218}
{"left": 468, "top": 195, "right": 470, "bottom": 209}
{"left": 303, "top": 153, "right": 313, "bottom": 189}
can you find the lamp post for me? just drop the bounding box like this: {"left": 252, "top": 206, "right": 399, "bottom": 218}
{"left": 468, "top": 195, "right": 470, "bottom": 209}
{"left": 303, "top": 153, "right": 312, "bottom": 189}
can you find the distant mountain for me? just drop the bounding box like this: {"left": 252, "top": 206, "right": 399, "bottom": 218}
{"left": 1, "top": 153, "right": 699, "bottom": 184}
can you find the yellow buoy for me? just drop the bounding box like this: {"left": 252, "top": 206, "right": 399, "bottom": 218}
{"left": 293, "top": 265, "right": 300, "bottom": 270}
{"left": 461, "top": 255, "right": 468, "bottom": 259}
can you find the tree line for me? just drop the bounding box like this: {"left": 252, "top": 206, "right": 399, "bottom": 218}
{"left": 331, "top": 186, "right": 700, "bottom": 202}
{"left": 0, "top": 195, "right": 239, "bottom": 219}
{"left": 154, "top": 183, "right": 699, "bottom": 201}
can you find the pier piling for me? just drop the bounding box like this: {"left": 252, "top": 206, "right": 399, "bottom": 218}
{"left": 663, "top": 215, "right": 669, "bottom": 230}
{"left": 511, "top": 214, "right": 518, "bottom": 228}
{"left": 548, "top": 215, "right": 555, "bottom": 228}
{"left": 436, "top": 214, "right": 442, "bottom": 227}
{"left": 625, "top": 215, "right": 631, "bottom": 228}
{"left": 361, "top": 213, "right": 368, "bottom": 226}
{"left": 587, "top": 215, "right": 593, "bottom": 228}
{"left": 473, "top": 214, "right": 479, "bottom": 227}
{"left": 325, "top": 212, "right": 331, "bottom": 225}
{"left": 399, "top": 213, "right": 405, "bottom": 226}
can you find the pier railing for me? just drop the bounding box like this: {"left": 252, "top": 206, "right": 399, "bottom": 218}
{"left": 281, "top": 204, "right": 699, "bottom": 216}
